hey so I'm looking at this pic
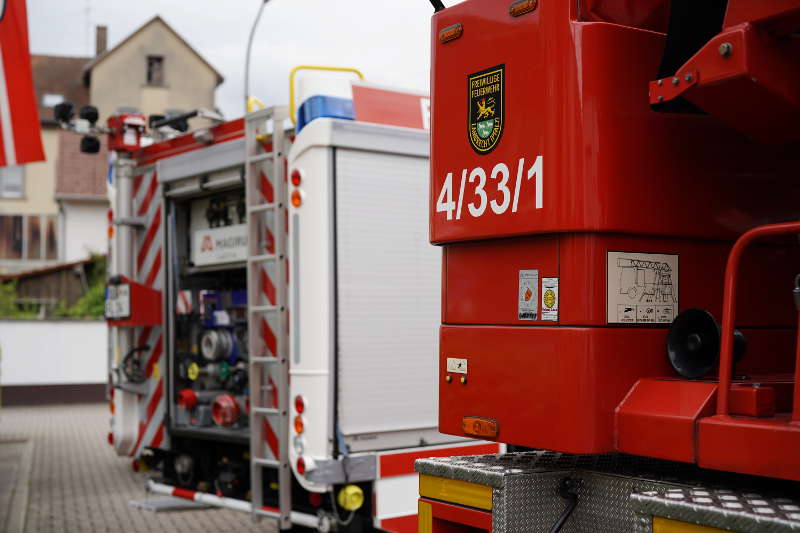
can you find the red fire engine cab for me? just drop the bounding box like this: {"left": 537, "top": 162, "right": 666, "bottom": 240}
{"left": 417, "top": 0, "right": 800, "bottom": 531}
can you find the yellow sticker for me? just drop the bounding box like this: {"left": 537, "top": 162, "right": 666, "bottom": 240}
{"left": 541, "top": 277, "right": 559, "bottom": 321}
{"left": 187, "top": 362, "right": 199, "bottom": 381}
{"left": 152, "top": 363, "right": 160, "bottom": 380}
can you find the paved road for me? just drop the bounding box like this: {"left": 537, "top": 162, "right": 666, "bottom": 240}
{"left": 0, "top": 403, "right": 276, "bottom": 533}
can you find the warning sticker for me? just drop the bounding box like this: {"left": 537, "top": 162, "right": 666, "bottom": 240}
{"left": 446, "top": 358, "right": 468, "bottom": 374}
{"left": 607, "top": 251, "right": 678, "bottom": 324}
{"left": 541, "top": 277, "right": 559, "bottom": 321}
{"left": 518, "top": 270, "right": 539, "bottom": 320}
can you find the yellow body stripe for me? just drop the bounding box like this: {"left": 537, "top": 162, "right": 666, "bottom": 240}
{"left": 654, "top": 517, "right": 731, "bottom": 533}
{"left": 418, "top": 474, "right": 492, "bottom": 511}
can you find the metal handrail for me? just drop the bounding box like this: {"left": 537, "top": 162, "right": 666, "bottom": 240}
{"left": 716, "top": 220, "right": 800, "bottom": 417}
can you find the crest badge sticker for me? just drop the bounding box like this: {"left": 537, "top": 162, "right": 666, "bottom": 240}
{"left": 468, "top": 64, "right": 505, "bottom": 154}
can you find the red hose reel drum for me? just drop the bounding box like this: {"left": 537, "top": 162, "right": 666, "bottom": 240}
{"left": 211, "top": 394, "right": 242, "bottom": 428}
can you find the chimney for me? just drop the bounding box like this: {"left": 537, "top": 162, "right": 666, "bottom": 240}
{"left": 95, "top": 26, "right": 108, "bottom": 56}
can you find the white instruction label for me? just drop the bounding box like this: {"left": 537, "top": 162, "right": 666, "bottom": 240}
{"left": 518, "top": 270, "right": 539, "bottom": 320}
{"left": 541, "top": 277, "right": 559, "bottom": 321}
{"left": 446, "top": 358, "right": 468, "bottom": 374}
{"left": 607, "top": 251, "right": 678, "bottom": 324}
{"left": 192, "top": 224, "right": 248, "bottom": 266}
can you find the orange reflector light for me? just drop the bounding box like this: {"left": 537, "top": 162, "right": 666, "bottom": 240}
{"left": 462, "top": 416, "right": 499, "bottom": 439}
{"left": 295, "top": 395, "right": 306, "bottom": 414}
{"left": 291, "top": 169, "right": 303, "bottom": 187}
{"left": 438, "top": 23, "right": 463, "bottom": 44}
{"left": 294, "top": 415, "right": 305, "bottom": 434}
{"left": 291, "top": 190, "right": 303, "bottom": 208}
{"left": 297, "top": 456, "right": 306, "bottom": 475}
{"left": 108, "top": 226, "right": 114, "bottom": 239}
{"left": 509, "top": 0, "right": 538, "bottom": 17}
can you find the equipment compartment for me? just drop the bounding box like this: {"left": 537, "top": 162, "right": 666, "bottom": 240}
{"left": 170, "top": 192, "right": 251, "bottom": 442}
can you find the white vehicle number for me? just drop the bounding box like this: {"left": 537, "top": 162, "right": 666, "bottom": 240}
{"left": 436, "top": 156, "right": 543, "bottom": 221}
{"left": 105, "top": 284, "right": 131, "bottom": 320}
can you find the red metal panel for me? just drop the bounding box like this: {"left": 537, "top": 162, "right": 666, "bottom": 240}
{"left": 724, "top": 0, "right": 800, "bottom": 29}
{"left": 698, "top": 415, "right": 800, "bottom": 480}
{"left": 134, "top": 118, "right": 245, "bottom": 166}
{"left": 729, "top": 385, "right": 776, "bottom": 417}
{"left": 443, "top": 234, "right": 558, "bottom": 325}
{"left": 351, "top": 84, "right": 429, "bottom": 130}
{"left": 671, "top": 25, "right": 800, "bottom": 144}
{"left": 439, "top": 326, "right": 672, "bottom": 453}
{"left": 379, "top": 514, "right": 417, "bottom": 533}
{"left": 421, "top": 498, "right": 492, "bottom": 532}
{"left": 578, "top": 0, "right": 670, "bottom": 32}
{"left": 615, "top": 379, "right": 717, "bottom": 463}
{"left": 445, "top": 233, "right": 799, "bottom": 328}
{"left": 430, "top": 0, "right": 800, "bottom": 244}
{"left": 106, "top": 278, "right": 162, "bottom": 328}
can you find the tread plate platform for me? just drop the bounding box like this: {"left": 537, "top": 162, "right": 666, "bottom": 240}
{"left": 415, "top": 451, "right": 800, "bottom": 532}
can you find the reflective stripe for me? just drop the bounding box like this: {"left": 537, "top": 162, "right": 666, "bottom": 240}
{"left": 418, "top": 474, "right": 492, "bottom": 511}
{"left": 653, "top": 517, "right": 729, "bottom": 533}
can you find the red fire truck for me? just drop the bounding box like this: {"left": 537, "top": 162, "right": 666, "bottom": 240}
{"left": 417, "top": 0, "right": 800, "bottom": 531}
{"left": 50, "top": 79, "right": 503, "bottom": 531}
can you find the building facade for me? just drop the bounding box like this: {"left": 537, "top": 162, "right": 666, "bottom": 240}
{"left": 0, "top": 16, "right": 222, "bottom": 274}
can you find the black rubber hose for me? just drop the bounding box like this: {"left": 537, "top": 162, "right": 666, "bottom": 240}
{"left": 549, "top": 478, "right": 580, "bottom": 533}
{"left": 429, "top": 0, "right": 445, "bottom": 12}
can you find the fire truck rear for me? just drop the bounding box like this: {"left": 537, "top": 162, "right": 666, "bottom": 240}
{"left": 418, "top": 1, "right": 800, "bottom": 531}
{"left": 95, "top": 81, "right": 500, "bottom": 531}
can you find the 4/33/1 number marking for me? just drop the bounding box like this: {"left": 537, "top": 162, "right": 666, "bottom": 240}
{"left": 436, "top": 156, "right": 543, "bottom": 221}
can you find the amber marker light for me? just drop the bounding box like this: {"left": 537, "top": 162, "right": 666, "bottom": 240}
{"left": 438, "top": 23, "right": 463, "bottom": 44}
{"left": 294, "top": 415, "right": 305, "bottom": 434}
{"left": 462, "top": 416, "right": 499, "bottom": 439}
{"left": 510, "top": 0, "right": 538, "bottom": 17}
{"left": 291, "top": 190, "right": 303, "bottom": 208}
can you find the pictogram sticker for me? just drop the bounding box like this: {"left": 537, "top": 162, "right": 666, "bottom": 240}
{"left": 518, "top": 269, "right": 539, "bottom": 320}
{"left": 447, "top": 358, "right": 468, "bottom": 374}
{"left": 607, "top": 251, "right": 678, "bottom": 324}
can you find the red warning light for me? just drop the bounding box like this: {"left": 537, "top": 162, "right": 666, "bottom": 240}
{"left": 291, "top": 169, "right": 303, "bottom": 187}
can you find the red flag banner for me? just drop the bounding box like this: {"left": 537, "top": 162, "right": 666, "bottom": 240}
{"left": 0, "top": 0, "right": 43, "bottom": 166}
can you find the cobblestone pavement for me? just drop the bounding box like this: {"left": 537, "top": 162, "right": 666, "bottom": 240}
{"left": 0, "top": 403, "right": 277, "bottom": 533}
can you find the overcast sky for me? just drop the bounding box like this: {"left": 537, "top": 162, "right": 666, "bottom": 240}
{"left": 27, "top": 0, "right": 463, "bottom": 119}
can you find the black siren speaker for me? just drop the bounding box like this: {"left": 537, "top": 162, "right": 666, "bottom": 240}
{"left": 667, "top": 308, "right": 746, "bottom": 379}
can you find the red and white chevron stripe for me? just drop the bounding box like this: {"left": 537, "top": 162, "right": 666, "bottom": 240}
{"left": 255, "top": 145, "right": 293, "bottom": 462}
{"left": 257, "top": 160, "right": 282, "bottom": 461}
{"left": 130, "top": 167, "right": 168, "bottom": 457}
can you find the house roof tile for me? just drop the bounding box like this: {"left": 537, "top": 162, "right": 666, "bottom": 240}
{"left": 31, "top": 55, "right": 91, "bottom": 126}
{"left": 55, "top": 130, "right": 109, "bottom": 199}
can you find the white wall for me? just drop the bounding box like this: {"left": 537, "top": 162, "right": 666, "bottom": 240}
{"left": 62, "top": 200, "right": 108, "bottom": 262}
{"left": 0, "top": 320, "right": 107, "bottom": 385}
